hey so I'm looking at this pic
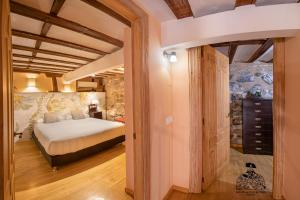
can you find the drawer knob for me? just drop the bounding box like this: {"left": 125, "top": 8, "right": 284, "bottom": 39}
{"left": 255, "top": 140, "right": 262, "bottom": 143}
{"left": 255, "top": 118, "right": 262, "bottom": 121}
{"left": 255, "top": 110, "right": 262, "bottom": 113}
{"left": 255, "top": 102, "right": 261, "bottom": 106}
{"left": 255, "top": 125, "right": 262, "bottom": 129}
{"left": 255, "top": 133, "right": 262, "bottom": 136}
{"left": 256, "top": 147, "right": 263, "bottom": 151}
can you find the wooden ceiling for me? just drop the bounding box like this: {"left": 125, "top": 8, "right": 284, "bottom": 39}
{"left": 212, "top": 38, "right": 273, "bottom": 64}
{"left": 11, "top": 0, "right": 129, "bottom": 76}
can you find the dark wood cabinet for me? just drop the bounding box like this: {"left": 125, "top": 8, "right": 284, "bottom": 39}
{"left": 90, "top": 111, "right": 102, "bottom": 119}
{"left": 242, "top": 99, "right": 273, "bottom": 155}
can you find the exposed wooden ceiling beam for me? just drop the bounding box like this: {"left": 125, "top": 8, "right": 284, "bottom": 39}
{"left": 13, "top": 44, "right": 94, "bottom": 62}
{"left": 13, "top": 65, "right": 69, "bottom": 72}
{"left": 235, "top": 0, "right": 256, "bottom": 7}
{"left": 228, "top": 43, "right": 238, "bottom": 64}
{"left": 248, "top": 39, "right": 273, "bottom": 63}
{"left": 10, "top": 1, "right": 124, "bottom": 48}
{"left": 13, "top": 54, "right": 82, "bottom": 66}
{"left": 164, "top": 0, "right": 193, "bottom": 19}
{"left": 33, "top": 0, "right": 66, "bottom": 57}
{"left": 13, "top": 66, "right": 68, "bottom": 74}
{"left": 13, "top": 29, "right": 108, "bottom": 55}
{"left": 13, "top": 60, "right": 76, "bottom": 70}
{"left": 13, "top": 68, "right": 64, "bottom": 76}
{"left": 267, "top": 58, "right": 273, "bottom": 63}
{"left": 80, "top": 0, "right": 131, "bottom": 27}
{"left": 211, "top": 39, "right": 266, "bottom": 47}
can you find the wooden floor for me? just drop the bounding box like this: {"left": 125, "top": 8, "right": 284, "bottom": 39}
{"left": 14, "top": 140, "right": 132, "bottom": 200}
{"left": 168, "top": 148, "right": 274, "bottom": 200}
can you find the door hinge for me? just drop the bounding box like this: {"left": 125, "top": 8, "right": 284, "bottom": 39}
{"left": 133, "top": 132, "right": 136, "bottom": 140}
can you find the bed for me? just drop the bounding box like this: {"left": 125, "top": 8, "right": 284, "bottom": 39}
{"left": 32, "top": 118, "right": 125, "bottom": 167}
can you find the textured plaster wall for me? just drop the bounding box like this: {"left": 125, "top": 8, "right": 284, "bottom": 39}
{"left": 103, "top": 76, "right": 125, "bottom": 120}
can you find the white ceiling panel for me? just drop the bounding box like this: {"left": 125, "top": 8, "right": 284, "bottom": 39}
{"left": 40, "top": 42, "right": 99, "bottom": 59}
{"left": 133, "top": 0, "right": 176, "bottom": 22}
{"left": 36, "top": 53, "right": 88, "bottom": 65}
{"left": 258, "top": 46, "right": 273, "bottom": 62}
{"left": 12, "top": 0, "right": 54, "bottom": 13}
{"left": 233, "top": 45, "right": 261, "bottom": 62}
{"left": 11, "top": 13, "right": 43, "bottom": 34}
{"left": 13, "top": 57, "right": 30, "bottom": 62}
{"left": 12, "top": 36, "right": 36, "bottom": 47}
{"left": 189, "top": 0, "right": 235, "bottom": 18}
{"left": 12, "top": 49, "right": 33, "bottom": 56}
{"left": 216, "top": 46, "right": 229, "bottom": 56}
{"left": 58, "top": 0, "right": 127, "bottom": 41}
{"left": 256, "top": 0, "right": 298, "bottom": 6}
{"left": 47, "top": 25, "right": 117, "bottom": 53}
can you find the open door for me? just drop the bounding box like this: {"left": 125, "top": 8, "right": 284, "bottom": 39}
{"left": 0, "top": 0, "right": 14, "bottom": 199}
{"left": 202, "top": 45, "right": 230, "bottom": 190}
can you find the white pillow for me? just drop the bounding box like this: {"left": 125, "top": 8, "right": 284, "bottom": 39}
{"left": 44, "top": 112, "right": 60, "bottom": 123}
{"left": 71, "top": 110, "right": 86, "bottom": 120}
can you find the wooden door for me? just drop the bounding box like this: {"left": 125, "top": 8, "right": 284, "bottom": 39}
{"left": 202, "top": 45, "right": 230, "bottom": 190}
{"left": 0, "top": 0, "right": 14, "bottom": 199}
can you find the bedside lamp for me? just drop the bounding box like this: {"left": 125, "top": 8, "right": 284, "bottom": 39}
{"left": 88, "top": 99, "right": 99, "bottom": 116}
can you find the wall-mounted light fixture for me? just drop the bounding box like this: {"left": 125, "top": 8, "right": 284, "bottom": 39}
{"left": 163, "top": 51, "right": 177, "bottom": 63}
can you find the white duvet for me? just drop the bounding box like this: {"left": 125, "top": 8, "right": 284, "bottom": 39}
{"left": 34, "top": 118, "right": 125, "bottom": 155}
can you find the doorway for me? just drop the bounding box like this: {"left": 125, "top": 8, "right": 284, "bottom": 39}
{"left": 188, "top": 38, "right": 284, "bottom": 199}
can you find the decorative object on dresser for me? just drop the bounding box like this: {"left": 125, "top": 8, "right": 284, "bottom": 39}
{"left": 243, "top": 98, "right": 273, "bottom": 155}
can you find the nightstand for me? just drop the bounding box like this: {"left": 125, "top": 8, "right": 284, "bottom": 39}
{"left": 90, "top": 111, "right": 102, "bottom": 119}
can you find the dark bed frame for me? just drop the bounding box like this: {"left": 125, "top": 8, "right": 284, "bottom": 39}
{"left": 32, "top": 132, "right": 125, "bottom": 168}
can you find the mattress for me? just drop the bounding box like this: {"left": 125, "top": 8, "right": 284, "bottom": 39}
{"left": 34, "top": 118, "right": 125, "bottom": 156}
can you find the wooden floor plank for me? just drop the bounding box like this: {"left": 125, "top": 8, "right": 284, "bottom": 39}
{"left": 14, "top": 140, "right": 132, "bottom": 200}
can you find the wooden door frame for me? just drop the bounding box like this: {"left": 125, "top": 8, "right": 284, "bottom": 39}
{"left": 1, "top": 0, "right": 151, "bottom": 199}
{"left": 189, "top": 39, "right": 285, "bottom": 199}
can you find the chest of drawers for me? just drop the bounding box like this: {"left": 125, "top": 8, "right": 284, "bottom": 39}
{"left": 242, "top": 99, "right": 273, "bottom": 155}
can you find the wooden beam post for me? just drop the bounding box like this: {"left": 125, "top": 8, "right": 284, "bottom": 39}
{"left": 248, "top": 38, "right": 273, "bottom": 63}
{"left": 51, "top": 76, "right": 59, "bottom": 92}
{"left": 228, "top": 43, "right": 238, "bottom": 64}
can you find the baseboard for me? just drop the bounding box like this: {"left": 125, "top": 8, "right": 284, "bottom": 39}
{"left": 163, "top": 186, "right": 174, "bottom": 200}
{"left": 125, "top": 187, "right": 134, "bottom": 198}
{"left": 172, "top": 185, "right": 189, "bottom": 193}
{"left": 163, "top": 185, "right": 189, "bottom": 200}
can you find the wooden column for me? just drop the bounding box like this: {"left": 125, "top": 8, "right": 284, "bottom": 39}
{"left": 51, "top": 76, "right": 58, "bottom": 92}
{"left": 0, "top": 0, "right": 14, "bottom": 199}
{"left": 188, "top": 47, "right": 203, "bottom": 193}
{"left": 273, "top": 38, "right": 285, "bottom": 200}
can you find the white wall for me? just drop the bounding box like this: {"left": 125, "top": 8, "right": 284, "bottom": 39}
{"left": 171, "top": 49, "right": 190, "bottom": 188}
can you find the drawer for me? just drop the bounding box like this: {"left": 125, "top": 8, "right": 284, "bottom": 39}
{"left": 244, "top": 116, "right": 273, "bottom": 125}
{"left": 243, "top": 147, "right": 273, "bottom": 155}
{"left": 243, "top": 107, "right": 273, "bottom": 116}
{"left": 243, "top": 99, "right": 272, "bottom": 108}
{"left": 243, "top": 123, "right": 273, "bottom": 132}
{"left": 243, "top": 137, "right": 273, "bottom": 146}
{"left": 244, "top": 130, "right": 273, "bottom": 137}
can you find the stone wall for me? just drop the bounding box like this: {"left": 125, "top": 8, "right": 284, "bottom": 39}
{"left": 230, "top": 62, "right": 273, "bottom": 146}
{"left": 103, "top": 76, "right": 125, "bottom": 120}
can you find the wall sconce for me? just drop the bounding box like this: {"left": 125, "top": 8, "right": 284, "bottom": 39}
{"left": 23, "top": 77, "right": 39, "bottom": 92}
{"left": 163, "top": 51, "right": 177, "bottom": 63}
